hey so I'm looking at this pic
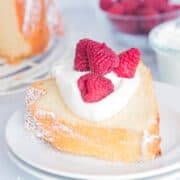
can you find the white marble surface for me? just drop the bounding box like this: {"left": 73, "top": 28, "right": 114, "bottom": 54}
{"left": 0, "top": 0, "right": 177, "bottom": 179}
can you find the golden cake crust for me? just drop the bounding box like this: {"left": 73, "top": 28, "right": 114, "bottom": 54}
{"left": 25, "top": 63, "right": 161, "bottom": 162}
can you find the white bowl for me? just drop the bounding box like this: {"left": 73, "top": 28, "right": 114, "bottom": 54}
{"left": 149, "top": 19, "right": 180, "bottom": 86}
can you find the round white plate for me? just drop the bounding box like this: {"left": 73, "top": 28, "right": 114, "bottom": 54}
{"left": 5, "top": 82, "right": 180, "bottom": 180}
{"left": 7, "top": 148, "right": 180, "bottom": 180}
{"left": 7, "top": 150, "right": 64, "bottom": 180}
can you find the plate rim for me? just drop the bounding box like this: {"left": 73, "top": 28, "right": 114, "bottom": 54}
{"left": 7, "top": 142, "right": 180, "bottom": 180}
{"left": 6, "top": 148, "right": 61, "bottom": 180}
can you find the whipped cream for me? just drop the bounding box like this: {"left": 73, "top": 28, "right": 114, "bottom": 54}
{"left": 151, "top": 20, "right": 180, "bottom": 51}
{"left": 52, "top": 60, "right": 140, "bottom": 122}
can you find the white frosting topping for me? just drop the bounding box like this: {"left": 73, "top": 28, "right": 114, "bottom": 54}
{"left": 152, "top": 20, "right": 180, "bottom": 51}
{"left": 52, "top": 60, "right": 140, "bottom": 122}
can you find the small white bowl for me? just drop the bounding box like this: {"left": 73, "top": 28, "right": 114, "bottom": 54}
{"left": 149, "top": 19, "right": 180, "bottom": 86}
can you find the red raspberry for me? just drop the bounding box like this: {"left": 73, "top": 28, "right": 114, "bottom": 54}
{"left": 171, "top": 4, "right": 180, "bottom": 10}
{"left": 138, "top": 8, "right": 159, "bottom": 33}
{"left": 113, "top": 48, "right": 141, "bottom": 78}
{"left": 78, "top": 73, "right": 114, "bottom": 103}
{"left": 165, "top": 4, "right": 180, "bottom": 12}
{"left": 121, "top": 0, "right": 140, "bottom": 14}
{"left": 158, "top": 0, "right": 169, "bottom": 12}
{"left": 87, "top": 40, "right": 119, "bottom": 75}
{"left": 108, "top": 3, "right": 125, "bottom": 14}
{"left": 99, "top": 0, "right": 113, "bottom": 11}
{"left": 138, "top": 7, "right": 159, "bottom": 16}
{"left": 74, "top": 39, "right": 91, "bottom": 71}
{"left": 142, "top": 0, "right": 168, "bottom": 12}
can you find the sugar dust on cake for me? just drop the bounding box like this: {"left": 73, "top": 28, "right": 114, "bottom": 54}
{"left": 0, "top": 0, "right": 63, "bottom": 64}
{"left": 25, "top": 39, "right": 161, "bottom": 162}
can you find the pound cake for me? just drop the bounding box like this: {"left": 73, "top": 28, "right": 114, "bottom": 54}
{"left": 0, "top": 0, "right": 62, "bottom": 64}
{"left": 25, "top": 39, "right": 161, "bottom": 162}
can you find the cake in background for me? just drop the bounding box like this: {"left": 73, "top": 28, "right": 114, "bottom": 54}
{"left": 0, "top": 0, "right": 63, "bottom": 64}
{"left": 25, "top": 39, "right": 161, "bottom": 162}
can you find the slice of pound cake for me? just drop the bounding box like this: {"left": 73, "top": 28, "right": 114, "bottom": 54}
{"left": 25, "top": 39, "right": 161, "bottom": 162}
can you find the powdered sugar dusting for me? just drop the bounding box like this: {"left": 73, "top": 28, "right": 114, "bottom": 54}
{"left": 25, "top": 86, "right": 47, "bottom": 138}
{"left": 24, "top": 87, "right": 102, "bottom": 149}
{"left": 25, "top": 111, "right": 46, "bottom": 138}
{"left": 55, "top": 120, "right": 87, "bottom": 142}
{"left": 24, "top": 85, "right": 87, "bottom": 143}
{"left": 143, "top": 130, "right": 159, "bottom": 145}
{"left": 23, "top": 0, "right": 42, "bottom": 37}
{"left": 35, "top": 109, "right": 56, "bottom": 120}
{"left": 26, "top": 109, "right": 88, "bottom": 143}
{"left": 25, "top": 86, "right": 45, "bottom": 106}
{"left": 141, "top": 130, "right": 160, "bottom": 158}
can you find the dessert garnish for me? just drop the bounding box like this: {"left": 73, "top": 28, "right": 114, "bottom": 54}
{"left": 74, "top": 39, "right": 141, "bottom": 103}
{"left": 74, "top": 39, "right": 90, "bottom": 71}
{"left": 78, "top": 73, "right": 114, "bottom": 102}
{"left": 87, "top": 40, "right": 119, "bottom": 75}
{"left": 74, "top": 39, "right": 118, "bottom": 74}
{"left": 114, "top": 48, "right": 140, "bottom": 78}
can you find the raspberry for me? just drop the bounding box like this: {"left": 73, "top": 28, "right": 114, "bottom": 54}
{"left": 78, "top": 73, "right": 114, "bottom": 103}
{"left": 74, "top": 39, "right": 91, "bottom": 71}
{"left": 99, "top": 0, "right": 113, "bottom": 11}
{"left": 114, "top": 48, "right": 140, "bottom": 78}
{"left": 138, "top": 7, "right": 159, "bottom": 16}
{"left": 87, "top": 40, "right": 119, "bottom": 75}
{"left": 121, "top": 0, "right": 140, "bottom": 14}
{"left": 165, "top": 4, "right": 180, "bottom": 12}
{"left": 171, "top": 4, "right": 180, "bottom": 10}
{"left": 157, "top": 0, "right": 169, "bottom": 12}
{"left": 142, "top": 0, "right": 168, "bottom": 11}
{"left": 108, "top": 3, "right": 125, "bottom": 14}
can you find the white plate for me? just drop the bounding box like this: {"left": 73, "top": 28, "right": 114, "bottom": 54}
{"left": 7, "top": 150, "right": 64, "bottom": 180}
{"left": 5, "top": 82, "right": 180, "bottom": 180}
{"left": 7, "top": 148, "right": 180, "bottom": 180}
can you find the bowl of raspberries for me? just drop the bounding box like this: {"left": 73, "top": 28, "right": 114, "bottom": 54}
{"left": 99, "top": 0, "right": 180, "bottom": 35}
